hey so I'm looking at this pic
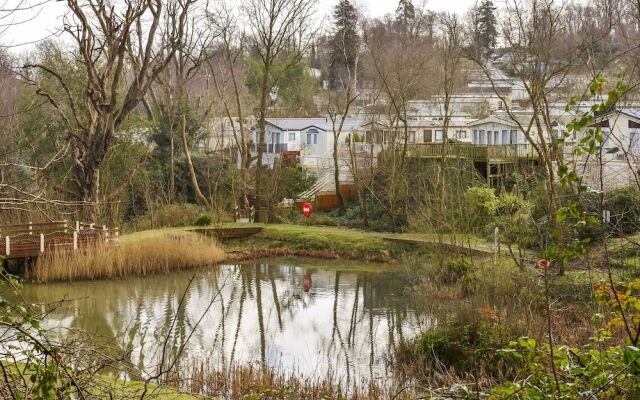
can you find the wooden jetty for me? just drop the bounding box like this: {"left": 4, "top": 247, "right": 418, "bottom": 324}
{"left": 191, "top": 226, "right": 263, "bottom": 240}
{"left": 0, "top": 221, "right": 119, "bottom": 269}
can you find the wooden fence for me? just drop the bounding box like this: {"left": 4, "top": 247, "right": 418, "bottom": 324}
{"left": 0, "top": 221, "right": 119, "bottom": 260}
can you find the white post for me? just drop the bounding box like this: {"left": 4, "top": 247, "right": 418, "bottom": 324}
{"left": 5, "top": 236, "right": 9, "bottom": 256}
{"left": 64, "top": 220, "right": 68, "bottom": 234}
{"left": 73, "top": 231, "right": 78, "bottom": 250}
{"left": 103, "top": 226, "right": 108, "bottom": 244}
{"left": 40, "top": 234, "right": 44, "bottom": 253}
{"left": 494, "top": 226, "right": 500, "bottom": 264}
{"left": 75, "top": 220, "right": 79, "bottom": 231}
{"left": 29, "top": 222, "right": 32, "bottom": 235}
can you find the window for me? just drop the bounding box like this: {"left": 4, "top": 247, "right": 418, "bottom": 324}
{"left": 435, "top": 130, "right": 443, "bottom": 141}
{"left": 510, "top": 130, "right": 518, "bottom": 144}
{"left": 306, "top": 129, "right": 318, "bottom": 145}
{"left": 487, "top": 130, "right": 493, "bottom": 145}
{"left": 409, "top": 131, "right": 416, "bottom": 143}
{"left": 480, "top": 130, "right": 485, "bottom": 144}
{"left": 473, "top": 129, "right": 478, "bottom": 144}
{"left": 502, "top": 130, "right": 508, "bottom": 144}
{"left": 602, "top": 129, "right": 611, "bottom": 149}
{"left": 424, "top": 129, "right": 433, "bottom": 143}
{"left": 456, "top": 130, "right": 467, "bottom": 140}
{"left": 631, "top": 128, "right": 640, "bottom": 152}
{"left": 494, "top": 131, "right": 499, "bottom": 144}
{"left": 288, "top": 132, "right": 295, "bottom": 141}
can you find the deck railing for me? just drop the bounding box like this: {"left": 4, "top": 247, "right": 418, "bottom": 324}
{"left": 0, "top": 221, "right": 119, "bottom": 259}
{"left": 406, "top": 143, "right": 538, "bottom": 160}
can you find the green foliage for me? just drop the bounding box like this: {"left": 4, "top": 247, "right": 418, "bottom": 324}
{"left": 605, "top": 187, "right": 640, "bottom": 235}
{"left": 463, "top": 186, "right": 497, "bottom": 234}
{"left": 194, "top": 213, "right": 213, "bottom": 226}
{"left": 330, "top": 0, "right": 360, "bottom": 89}
{"left": 438, "top": 257, "right": 471, "bottom": 284}
{"left": 491, "top": 336, "right": 640, "bottom": 399}
{"left": 415, "top": 315, "right": 518, "bottom": 377}
{"left": 245, "top": 57, "right": 317, "bottom": 116}
{"left": 124, "top": 203, "right": 204, "bottom": 232}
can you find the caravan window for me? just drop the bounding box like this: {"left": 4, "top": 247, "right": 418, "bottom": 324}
{"left": 510, "top": 130, "right": 518, "bottom": 144}
{"left": 306, "top": 129, "right": 318, "bottom": 145}
{"left": 424, "top": 129, "right": 433, "bottom": 143}
{"left": 435, "top": 130, "right": 443, "bottom": 141}
{"left": 409, "top": 131, "right": 416, "bottom": 143}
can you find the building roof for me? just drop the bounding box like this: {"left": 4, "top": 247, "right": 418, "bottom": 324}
{"left": 466, "top": 115, "right": 520, "bottom": 128}
{"left": 264, "top": 117, "right": 368, "bottom": 132}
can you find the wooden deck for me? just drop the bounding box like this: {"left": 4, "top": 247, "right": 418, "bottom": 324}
{"left": 0, "top": 221, "right": 119, "bottom": 260}
{"left": 191, "top": 227, "right": 263, "bottom": 240}
{"left": 406, "top": 143, "right": 538, "bottom": 161}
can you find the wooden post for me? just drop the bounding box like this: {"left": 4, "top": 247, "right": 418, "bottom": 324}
{"left": 5, "top": 236, "right": 9, "bottom": 256}
{"left": 40, "top": 234, "right": 44, "bottom": 253}
{"left": 73, "top": 231, "right": 78, "bottom": 250}
{"left": 103, "top": 225, "right": 108, "bottom": 244}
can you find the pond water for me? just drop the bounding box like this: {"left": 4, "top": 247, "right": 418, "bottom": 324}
{"left": 21, "top": 259, "right": 428, "bottom": 384}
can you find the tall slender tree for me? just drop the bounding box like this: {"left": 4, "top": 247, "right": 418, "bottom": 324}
{"left": 396, "top": 0, "right": 416, "bottom": 26}
{"left": 244, "top": 0, "right": 314, "bottom": 219}
{"left": 329, "top": 0, "right": 359, "bottom": 90}
{"left": 476, "top": 0, "right": 498, "bottom": 52}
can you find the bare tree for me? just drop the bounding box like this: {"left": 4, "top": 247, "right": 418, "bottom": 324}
{"left": 467, "top": 0, "right": 614, "bottom": 216}
{"left": 363, "top": 10, "right": 434, "bottom": 231}
{"left": 243, "top": 0, "right": 314, "bottom": 216}
{"left": 207, "top": 4, "right": 254, "bottom": 208}
{"left": 23, "top": 0, "right": 194, "bottom": 220}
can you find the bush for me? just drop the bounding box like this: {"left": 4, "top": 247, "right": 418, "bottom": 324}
{"left": 605, "top": 187, "right": 640, "bottom": 235}
{"left": 414, "top": 317, "right": 519, "bottom": 377}
{"left": 438, "top": 257, "right": 472, "bottom": 284}
{"left": 463, "top": 187, "right": 497, "bottom": 234}
{"left": 194, "top": 213, "right": 213, "bottom": 226}
{"left": 124, "top": 203, "right": 204, "bottom": 232}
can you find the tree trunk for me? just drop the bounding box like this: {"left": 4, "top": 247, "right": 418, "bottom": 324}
{"left": 180, "top": 114, "right": 210, "bottom": 207}
{"left": 78, "top": 166, "right": 100, "bottom": 222}
{"left": 333, "top": 132, "right": 345, "bottom": 211}
{"left": 255, "top": 60, "right": 271, "bottom": 213}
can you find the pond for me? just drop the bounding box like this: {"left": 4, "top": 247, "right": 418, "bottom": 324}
{"left": 21, "top": 258, "right": 428, "bottom": 385}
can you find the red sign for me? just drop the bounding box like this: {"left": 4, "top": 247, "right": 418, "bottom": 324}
{"left": 302, "top": 202, "right": 313, "bottom": 218}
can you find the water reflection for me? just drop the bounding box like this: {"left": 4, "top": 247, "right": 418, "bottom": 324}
{"left": 21, "top": 259, "right": 426, "bottom": 382}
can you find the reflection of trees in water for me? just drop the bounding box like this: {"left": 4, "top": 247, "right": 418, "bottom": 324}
{"left": 22, "top": 262, "right": 419, "bottom": 380}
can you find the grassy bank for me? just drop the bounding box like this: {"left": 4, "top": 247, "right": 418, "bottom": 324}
{"left": 26, "top": 230, "right": 225, "bottom": 283}
{"left": 223, "top": 223, "right": 490, "bottom": 262}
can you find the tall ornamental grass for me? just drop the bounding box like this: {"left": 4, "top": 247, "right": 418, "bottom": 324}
{"left": 26, "top": 234, "right": 225, "bottom": 283}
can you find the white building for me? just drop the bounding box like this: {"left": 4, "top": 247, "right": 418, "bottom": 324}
{"left": 571, "top": 110, "right": 640, "bottom": 191}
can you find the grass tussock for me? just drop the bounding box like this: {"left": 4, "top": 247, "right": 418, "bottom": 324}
{"left": 26, "top": 232, "right": 225, "bottom": 283}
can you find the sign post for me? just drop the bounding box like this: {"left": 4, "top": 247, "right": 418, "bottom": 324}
{"left": 302, "top": 202, "right": 313, "bottom": 225}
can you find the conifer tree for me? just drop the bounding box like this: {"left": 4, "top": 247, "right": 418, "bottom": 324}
{"left": 396, "top": 0, "right": 416, "bottom": 25}
{"left": 477, "top": 0, "right": 498, "bottom": 51}
{"left": 329, "top": 0, "right": 359, "bottom": 89}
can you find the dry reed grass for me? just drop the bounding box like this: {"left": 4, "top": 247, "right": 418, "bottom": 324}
{"left": 26, "top": 233, "right": 225, "bottom": 283}
{"left": 179, "top": 364, "right": 416, "bottom": 400}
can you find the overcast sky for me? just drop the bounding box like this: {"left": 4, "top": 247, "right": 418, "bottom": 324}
{"left": 1, "top": 0, "right": 479, "bottom": 53}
